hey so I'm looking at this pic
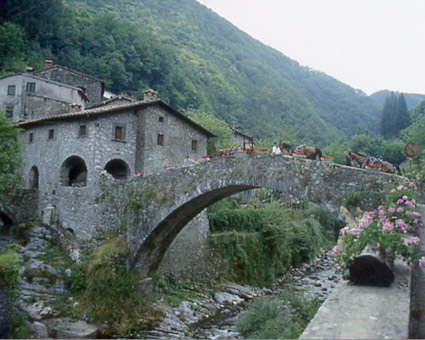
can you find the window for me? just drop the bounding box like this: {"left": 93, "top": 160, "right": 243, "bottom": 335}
{"left": 114, "top": 126, "right": 124, "bottom": 141}
{"left": 48, "top": 129, "right": 54, "bottom": 140}
{"left": 6, "top": 106, "right": 13, "bottom": 119}
{"left": 79, "top": 125, "right": 87, "bottom": 137}
{"left": 157, "top": 134, "right": 164, "bottom": 146}
{"left": 26, "top": 82, "right": 36, "bottom": 92}
{"left": 159, "top": 116, "right": 164, "bottom": 123}
{"left": 192, "top": 140, "right": 198, "bottom": 152}
{"left": 29, "top": 133, "right": 33, "bottom": 143}
{"left": 7, "top": 85, "right": 15, "bottom": 96}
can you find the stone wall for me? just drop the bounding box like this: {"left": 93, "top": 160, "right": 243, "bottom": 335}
{"left": 34, "top": 67, "right": 103, "bottom": 105}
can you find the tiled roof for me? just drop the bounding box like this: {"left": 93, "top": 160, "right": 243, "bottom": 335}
{"left": 18, "top": 99, "right": 215, "bottom": 137}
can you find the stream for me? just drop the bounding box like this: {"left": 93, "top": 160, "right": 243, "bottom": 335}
{"left": 144, "top": 249, "right": 341, "bottom": 339}
{"left": 190, "top": 252, "right": 341, "bottom": 339}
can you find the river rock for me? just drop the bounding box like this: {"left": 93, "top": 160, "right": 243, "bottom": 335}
{"left": 214, "top": 292, "right": 243, "bottom": 305}
{"left": 44, "top": 317, "right": 99, "bottom": 339}
{"left": 31, "top": 321, "right": 49, "bottom": 338}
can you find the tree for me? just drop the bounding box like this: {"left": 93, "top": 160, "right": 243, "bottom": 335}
{"left": 396, "top": 93, "right": 410, "bottom": 132}
{"left": 0, "top": 111, "right": 23, "bottom": 210}
{"left": 380, "top": 92, "right": 398, "bottom": 139}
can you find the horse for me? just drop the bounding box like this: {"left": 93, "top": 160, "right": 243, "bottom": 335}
{"left": 217, "top": 147, "right": 234, "bottom": 157}
{"left": 350, "top": 151, "right": 401, "bottom": 175}
{"left": 279, "top": 142, "right": 323, "bottom": 160}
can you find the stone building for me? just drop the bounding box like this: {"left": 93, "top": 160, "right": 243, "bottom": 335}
{"left": 0, "top": 72, "right": 88, "bottom": 122}
{"left": 17, "top": 90, "right": 213, "bottom": 247}
{"left": 19, "top": 89, "right": 213, "bottom": 190}
{"left": 33, "top": 61, "right": 105, "bottom": 106}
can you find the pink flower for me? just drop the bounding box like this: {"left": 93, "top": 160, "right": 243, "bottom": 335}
{"left": 397, "top": 185, "right": 404, "bottom": 191}
{"left": 409, "top": 237, "right": 421, "bottom": 245}
{"left": 388, "top": 207, "right": 395, "bottom": 213}
{"left": 396, "top": 207, "right": 404, "bottom": 213}
{"left": 391, "top": 188, "right": 396, "bottom": 193}
{"left": 405, "top": 200, "right": 413, "bottom": 207}
{"left": 383, "top": 222, "right": 394, "bottom": 231}
{"left": 331, "top": 245, "right": 343, "bottom": 254}
{"left": 397, "top": 199, "right": 405, "bottom": 205}
{"left": 402, "top": 195, "right": 408, "bottom": 201}
{"left": 414, "top": 212, "right": 422, "bottom": 218}
{"left": 420, "top": 257, "right": 425, "bottom": 268}
{"left": 409, "top": 182, "right": 417, "bottom": 187}
{"left": 379, "top": 210, "right": 385, "bottom": 216}
{"left": 378, "top": 205, "right": 384, "bottom": 210}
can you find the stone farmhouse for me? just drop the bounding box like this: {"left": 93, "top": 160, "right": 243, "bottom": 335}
{"left": 2, "top": 63, "right": 213, "bottom": 245}
{"left": 18, "top": 89, "right": 213, "bottom": 195}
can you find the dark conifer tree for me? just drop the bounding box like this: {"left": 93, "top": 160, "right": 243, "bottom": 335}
{"left": 396, "top": 93, "right": 410, "bottom": 132}
{"left": 380, "top": 92, "right": 397, "bottom": 139}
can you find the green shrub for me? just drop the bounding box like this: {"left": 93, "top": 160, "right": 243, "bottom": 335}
{"left": 236, "top": 288, "right": 319, "bottom": 339}
{"left": 0, "top": 243, "right": 22, "bottom": 300}
{"left": 71, "top": 237, "right": 157, "bottom": 337}
{"left": 208, "top": 201, "right": 333, "bottom": 287}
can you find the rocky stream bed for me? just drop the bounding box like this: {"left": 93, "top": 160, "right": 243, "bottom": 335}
{"left": 1, "top": 224, "right": 341, "bottom": 338}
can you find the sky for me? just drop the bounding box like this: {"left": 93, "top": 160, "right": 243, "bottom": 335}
{"left": 196, "top": 0, "right": 425, "bottom": 95}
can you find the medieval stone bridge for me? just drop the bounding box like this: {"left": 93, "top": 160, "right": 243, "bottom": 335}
{"left": 95, "top": 154, "right": 396, "bottom": 274}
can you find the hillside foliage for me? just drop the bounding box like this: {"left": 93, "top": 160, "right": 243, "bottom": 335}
{"left": 1, "top": 0, "right": 383, "bottom": 146}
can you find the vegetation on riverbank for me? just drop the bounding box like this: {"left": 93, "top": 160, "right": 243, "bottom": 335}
{"left": 207, "top": 192, "right": 342, "bottom": 287}
{"left": 236, "top": 287, "right": 319, "bottom": 339}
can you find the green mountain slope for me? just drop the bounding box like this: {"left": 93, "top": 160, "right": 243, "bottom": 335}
{"left": 69, "top": 0, "right": 381, "bottom": 144}
{"left": 1, "top": 0, "right": 382, "bottom": 146}
{"left": 370, "top": 90, "right": 425, "bottom": 110}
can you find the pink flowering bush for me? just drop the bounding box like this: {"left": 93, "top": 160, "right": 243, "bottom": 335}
{"left": 333, "top": 173, "right": 425, "bottom": 270}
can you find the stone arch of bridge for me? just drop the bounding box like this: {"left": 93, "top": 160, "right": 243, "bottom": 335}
{"left": 132, "top": 184, "right": 258, "bottom": 274}
{"left": 120, "top": 155, "right": 391, "bottom": 275}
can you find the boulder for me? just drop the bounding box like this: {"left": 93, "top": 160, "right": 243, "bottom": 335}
{"left": 44, "top": 317, "right": 99, "bottom": 339}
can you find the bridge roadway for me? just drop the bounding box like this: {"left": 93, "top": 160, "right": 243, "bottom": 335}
{"left": 95, "top": 154, "right": 396, "bottom": 274}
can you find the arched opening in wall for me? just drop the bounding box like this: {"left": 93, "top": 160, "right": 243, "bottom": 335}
{"left": 104, "top": 159, "right": 129, "bottom": 180}
{"left": 29, "top": 165, "right": 39, "bottom": 188}
{"left": 60, "top": 156, "right": 88, "bottom": 187}
{"left": 0, "top": 211, "right": 14, "bottom": 228}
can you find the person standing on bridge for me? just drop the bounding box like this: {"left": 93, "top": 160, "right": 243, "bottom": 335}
{"left": 183, "top": 155, "right": 198, "bottom": 167}
{"left": 272, "top": 141, "right": 282, "bottom": 155}
{"left": 344, "top": 151, "right": 354, "bottom": 166}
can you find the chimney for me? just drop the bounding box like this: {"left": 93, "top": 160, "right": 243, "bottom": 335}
{"left": 69, "top": 102, "right": 82, "bottom": 113}
{"left": 44, "top": 59, "right": 53, "bottom": 68}
{"left": 143, "top": 89, "right": 158, "bottom": 102}
{"left": 26, "top": 66, "right": 34, "bottom": 73}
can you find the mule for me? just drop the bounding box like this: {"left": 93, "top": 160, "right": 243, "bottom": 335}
{"left": 279, "top": 142, "right": 323, "bottom": 160}
{"left": 350, "top": 151, "right": 401, "bottom": 175}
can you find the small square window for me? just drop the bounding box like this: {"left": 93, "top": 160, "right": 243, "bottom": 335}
{"left": 192, "top": 140, "right": 198, "bottom": 152}
{"left": 157, "top": 134, "right": 164, "bottom": 146}
{"left": 26, "top": 82, "right": 36, "bottom": 92}
{"left": 6, "top": 106, "right": 13, "bottom": 119}
{"left": 29, "top": 133, "right": 33, "bottom": 143}
{"left": 114, "top": 126, "right": 124, "bottom": 141}
{"left": 7, "top": 85, "right": 15, "bottom": 96}
{"left": 159, "top": 116, "right": 164, "bottom": 123}
{"left": 79, "top": 125, "right": 87, "bottom": 137}
{"left": 48, "top": 129, "right": 54, "bottom": 140}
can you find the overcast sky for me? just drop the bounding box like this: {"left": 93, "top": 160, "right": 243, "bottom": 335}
{"left": 196, "top": 0, "right": 425, "bottom": 95}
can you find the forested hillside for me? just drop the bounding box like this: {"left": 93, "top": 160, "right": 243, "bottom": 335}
{"left": 1, "top": 0, "right": 382, "bottom": 145}
{"left": 370, "top": 90, "right": 425, "bottom": 110}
